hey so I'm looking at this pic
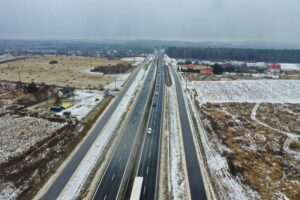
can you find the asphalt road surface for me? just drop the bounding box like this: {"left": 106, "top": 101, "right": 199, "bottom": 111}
{"left": 92, "top": 54, "right": 158, "bottom": 200}
{"left": 134, "top": 53, "right": 165, "bottom": 200}
{"left": 170, "top": 68, "right": 207, "bottom": 200}
{"left": 41, "top": 59, "right": 149, "bottom": 200}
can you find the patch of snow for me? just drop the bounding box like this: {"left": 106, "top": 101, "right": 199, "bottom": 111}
{"left": 192, "top": 80, "right": 300, "bottom": 104}
{"left": 0, "top": 183, "right": 20, "bottom": 200}
{"left": 0, "top": 115, "right": 64, "bottom": 164}
{"left": 121, "top": 57, "right": 145, "bottom": 66}
{"left": 185, "top": 88, "right": 260, "bottom": 200}
{"left": 56, "top": 90, "right": 105, "bottom": 120}
{"left": 246, "top": 62, "right": 266, "bottom": 68}
{"left": 167, "top": 76, "right": 187, "bottom": 199}
{"left": 251, "top": 103, "right": 300, "bottom": 160}
{"left": 280, "top": 63, "right": 300, "bottom": 71}
{"left": 103, "top": 73, "right": 130, "bottom": 90}
{"left": 171, "top": 61, "right": 260, "bottom": 199}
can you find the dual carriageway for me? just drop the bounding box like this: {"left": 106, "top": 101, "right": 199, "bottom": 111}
{"left": 41, "top": 52, "right": 207, "bottom": 200}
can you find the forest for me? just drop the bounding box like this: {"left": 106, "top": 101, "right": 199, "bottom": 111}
{"left": 166, "top": 47, "right": 300, "bottom": 63}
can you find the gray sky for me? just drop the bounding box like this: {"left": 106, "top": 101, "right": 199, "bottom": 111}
{"left": 0, "top": 0, "right": 299, "bottom": 44}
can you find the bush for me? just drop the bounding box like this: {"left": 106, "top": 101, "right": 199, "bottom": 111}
{"left": 212, "top": 64, "right": 223, "bottom": 74}
{"left": 49, "top": 60, "right": 58, "bottom": 64}
{"left": 24, "top": 82, "right": 38, "bottom": 93}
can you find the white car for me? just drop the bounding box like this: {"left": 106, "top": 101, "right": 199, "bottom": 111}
{"left": 147, "top": 128, "right": 152, "bottom": 134}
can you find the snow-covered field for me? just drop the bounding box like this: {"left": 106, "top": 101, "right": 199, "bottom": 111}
{"left": 56, "top": 90, "right": 105, "bottom": 120}
{"left": 0, "top": 115, "right": 65, "bottom": 164}
{"left": 192, "top": 80, "right": 300, "bottom": 104}
{"left": 280, "top": 63, "right": 300, "bottom": 71}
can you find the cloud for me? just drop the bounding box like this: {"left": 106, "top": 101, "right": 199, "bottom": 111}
{"left": 0, "top": 0, "right": 299, "bottom": 44}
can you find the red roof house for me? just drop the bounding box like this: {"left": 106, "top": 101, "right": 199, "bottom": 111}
{"left": 268, "top": 64, "right": 281, "bottom": 73}
{"left": 200, "top": 66, "right": 213, "bottom": 74}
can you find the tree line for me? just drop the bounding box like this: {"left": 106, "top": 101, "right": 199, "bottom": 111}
{"left": 91, "top": 63, "right": 134, "bottom": 74}
{"left": 166, "top": 47, "right": 300, "bottom": 63}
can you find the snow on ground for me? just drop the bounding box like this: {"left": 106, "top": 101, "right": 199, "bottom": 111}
{"left": 121, "top": 57, "right": 145, "bottom": 66}
{"left": 56, "top": 90, "right": 105, "bottom": 120}
{"left": 56, "top": 59, "right": 151, "bottom": 200}
{"left": 0, "top": 182, "right": 20, "bottom": 200}
{"left": 192, "top": 80, "right": 300, "bottom": 104}
{"left": 0, "top": 99, "right": 14, "bottom": 114}
{"left": 103, "top": 73, "right": 130, "bottom": 90}
{"left": 280, "top": 63, "right": 300, "bottom": 71}
{"left": 246, "top": 62, "right": 266, "bottom": 68}
{"left": 0, "top": 115, "right": 64, "bottom": 164}
{"left": 251, "top": 103, "right": 300, "bottom": 160}
{"left": 167, "top": 75, "right": 187, "bottom": 199}
{"left": 181, "top": 82, "right": 259, "bottom": 199}
{"left": 0, "top": 54, "right": 15, "bottom": 62}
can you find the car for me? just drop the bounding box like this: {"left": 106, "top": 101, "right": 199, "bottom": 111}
{"left": 153, "top": 102, "right": 156, "bottom": 107}
{"left": 155, "top": 91, "right": 158, "bottom": 96}
{"left": 147, "top": 128, "right": 152, "bottom": 134}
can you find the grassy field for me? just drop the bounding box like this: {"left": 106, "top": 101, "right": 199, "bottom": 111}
{"left": 201, "top": 103, "right": 300, "bottom": 199}
{"left": 0, "top": 56, "right": 131, "bottom": 88}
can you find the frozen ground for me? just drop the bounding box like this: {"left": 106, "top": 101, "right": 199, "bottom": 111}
{"left": 280, "top": 63, "right": 300, "bottom": 71}
{"left": 56, "top": 90, "right": 105, "bottom": 120}
{"left": 192, "top": 80, "right": 300, "bottom": 104}
{"left": 55, "top": 60, "right": 151, "bottom": 200}
{"left": 0, "top": 115, "right": 65, "bottom": 164}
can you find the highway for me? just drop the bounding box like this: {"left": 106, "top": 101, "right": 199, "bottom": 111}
{"left": 40, "top": 58, "right": 150, "bottom": 200}
{"left": 170, "top": 67, "right": 207, "bottom": 200}
{"left": 134, "top": 53, "right": 165, "bottom": 199}
{"left": 92, "top": 53, "right": 158, "bottom": 200}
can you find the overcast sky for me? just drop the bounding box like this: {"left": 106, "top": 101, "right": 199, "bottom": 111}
{"left": 0, "top": 0, "right": 299, "bottom": 44}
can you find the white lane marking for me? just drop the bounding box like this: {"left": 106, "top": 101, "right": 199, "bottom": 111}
{"left": 111, "top": 173, "right": 115, "bottom": 181}
{"left": 151, "top": 139, "right": 153, "bottom": 145}
{"left": 118, "top": 156, "right": 121, "bottom": 163}
{"left": 104, "top": 195, "right": 107, "bottom": 200}
{"left": 124, "top": 143, "right": 127, "bottom": 149}
{"left": 146, "top": 166, "right": 149, "bottom": 174}
{"left": 149, "top": 152, "right": 151, "bottom": 158}
{"left": 143, "top": 186, "right": 146, "bottom": 195}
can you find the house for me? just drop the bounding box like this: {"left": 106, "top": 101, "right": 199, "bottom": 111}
{"left": 268, "top": 64, "right": 281, "bottom": 73}
{"left": 200, "top": 66, "right": 213, "bottom": 74}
